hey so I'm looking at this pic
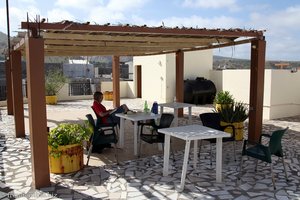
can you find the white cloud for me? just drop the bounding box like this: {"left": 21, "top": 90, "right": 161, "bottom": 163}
{"left": 183, "top": 0, "right": 238, "bottom": 10}
{"left": 47, "top": 9, "right": 76, "bottom": 23}
{"left": 87, "top": 0, "right": 149, "bottom": 24}
{"left": 142, "top": 15, "right": 242, "bottom": 29}
{"left": 0, "top": 5, "right": 40, "bottom": 35}
{"left": 54, "top": 0, "right": 98, "bottom": 10}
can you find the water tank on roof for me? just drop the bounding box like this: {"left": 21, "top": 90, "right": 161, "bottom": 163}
{"left": 184, "top": 77, "right": 216, "bottom": 105}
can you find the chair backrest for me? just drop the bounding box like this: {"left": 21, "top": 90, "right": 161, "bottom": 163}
{"left": 269, "top": 127, "right": 288, "bottom": 156}
{"left": 86, "top": 114, "right": 96, "bottom": 131}
{"left": 158, "top": 113, "right": 174, "bottom": 128}
{"left": 200, "top": 113, "right": 221, "bottom": 130}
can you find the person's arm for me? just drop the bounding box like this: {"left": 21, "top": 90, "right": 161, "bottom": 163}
{"left": 93, "top": 102, "right": 111, "bottom": 117}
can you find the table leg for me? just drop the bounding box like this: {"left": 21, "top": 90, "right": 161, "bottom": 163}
{"left": 163, "top": 135, "right": 171, "bottom": 176}
{"left": 188, "top": 107, "right": 192, "bottom": 124}
{"left": 119, "top": 118, "right": 125, "bottom": 148}
{"left": 178, "top": 140, "right": 191, "bottom": 192}
{"left": 193, "top": 140, "right": 198, "bottom": 168}
{"left": 133, "top": 121, "right": 138, "bottom": 156}
{"left": 174, "top": 108, "right": 178, "bottom": 127}
{"left": 216, "top": 137, "right": 223, "bottom": 182}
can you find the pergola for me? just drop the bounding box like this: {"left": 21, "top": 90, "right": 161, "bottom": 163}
{"left": 6, "top": 20, "right": 266, "bottom": 188}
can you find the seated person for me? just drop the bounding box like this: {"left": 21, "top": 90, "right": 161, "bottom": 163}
{"left": 92, "top": 91, "right": 129, "bottom": 128}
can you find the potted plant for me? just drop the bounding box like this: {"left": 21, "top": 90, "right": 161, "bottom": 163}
{"left": 48, "top": 122, "right": 92, "bottom": 174}
{"left": 45, "top": 68, "right": 67, "bottom": 105}
{"left": 217, "top": 101, "right": 249, "bottom": 140}
{"left": 214, "top": 91, "right": 234, "bottom": 112}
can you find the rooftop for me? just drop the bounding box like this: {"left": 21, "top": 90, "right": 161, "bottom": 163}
{"left": 0, "top": 99, "right": 299, "bottom": 199}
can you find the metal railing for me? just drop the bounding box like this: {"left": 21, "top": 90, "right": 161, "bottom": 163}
{"left": 69, "top": 82, "right": 92, "bottom": 96}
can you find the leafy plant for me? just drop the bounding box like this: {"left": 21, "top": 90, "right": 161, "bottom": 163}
{"left": 45, "top": 69, "right": 67, "bottom": 96}
{"left": 214, "top": 91, "right": 235, "bottom": 105}
{"left": 48, "top": 122, "right": 93, "bottom": 158}
{"left": 216, "top": 101, "right": 249, "bottom": 123}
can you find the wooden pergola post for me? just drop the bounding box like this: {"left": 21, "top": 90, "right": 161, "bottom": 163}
{"left": 25, "top": 35, "right": 50, "bottom": 188}
{"left": 11, "top": 50, "right": 25, "bottom": 137}
{"left": 5, "top": 58, "right": 13, "bottom": 115}
{"left": 176, "top": 50, "right": 184, "bottom": 117}
{"left": 248, "top": 39, "right": 266, "bottom": 142}
{"left": 112, "top": 56, "right": 120, "bottom": 108}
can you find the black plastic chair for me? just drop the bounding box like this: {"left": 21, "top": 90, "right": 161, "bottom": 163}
{"left": 85, "top": 114, "right": 118, "bottom": 165}
{"left": 239, "top": 127, "right": 289, "bottom": 189}
{"left": 199, "top": 112, "right": 237, "bottom": 165}
{"left": 91, "top": 106, "right": 119, "bottom": 135}
{"left": 139, "top": 113, "right": 175, "bottom": 161}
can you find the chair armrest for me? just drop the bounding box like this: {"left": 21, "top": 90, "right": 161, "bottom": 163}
{"left": 259, "top": 133, "right": 271, "bottom": 143}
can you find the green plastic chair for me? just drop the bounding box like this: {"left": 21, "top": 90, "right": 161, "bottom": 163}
{"left": 239, "top": 127, "right": 289, "bottom": 189}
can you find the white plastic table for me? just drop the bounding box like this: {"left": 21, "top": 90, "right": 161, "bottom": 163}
{"left": 158, "top": 124, "right": 231, "bottom": 191}
{"left": 115, "top": 112, "right": 160, "bottom": 156}
{"left": 158, "top": 102, "right": 194, "bottom": 126}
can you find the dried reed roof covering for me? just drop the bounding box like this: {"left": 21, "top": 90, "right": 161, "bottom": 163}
{"left": 13, "top": 21, "right": 265, "bottom": 56}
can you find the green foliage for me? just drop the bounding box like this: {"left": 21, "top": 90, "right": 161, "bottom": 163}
{"left": 214, "top": 91, "right": 235, "bottom": 105}
{"left": 48, "top": 121, "right": 93, "bottom": 158}
{"left": 216, "top": 101, "right": 249, "bottom": 123}
{"left": 45, "top": 69, "right": 67, "bottom": 96}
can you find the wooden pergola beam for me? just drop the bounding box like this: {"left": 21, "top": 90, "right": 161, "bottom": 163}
{"left": 5, "top": 59, "right": 13, "bottom": 115}
{"left": 11, "top": 50, "right": 25, "bottom": 137}
{"left": 112, "top": 56, "right": 120, "bottom": 108}
{"left": 248, "top": 39, "right": 266, "bottom": 142}
{"left": 22, "top": 22, "right": 264, "bottom": 38}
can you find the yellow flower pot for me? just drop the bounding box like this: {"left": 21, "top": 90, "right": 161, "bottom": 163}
{"left": 220, "top": 121, "right": 244, "bottom": 141}
{"left": 48, "top": 144, "right": 83, "bottom": 174}
{"left": 46, "top": 95, "right": 57, "bottom": 105}
{"left": 215, "top": 103, "right": 232, "bottom": 112}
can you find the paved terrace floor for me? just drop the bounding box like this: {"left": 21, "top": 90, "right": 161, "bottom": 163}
{"left": 0, "top": 99, "right": 299, "bottom": 199}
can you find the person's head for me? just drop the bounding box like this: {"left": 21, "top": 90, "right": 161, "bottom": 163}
{"left": 93, "top": 91, "right": 103, "bottom": 102}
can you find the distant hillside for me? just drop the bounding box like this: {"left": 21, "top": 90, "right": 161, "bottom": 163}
{"left": 213, "top": 55, "right": 300, "bottom": 69}
{"left": 0, "top": 31, "right": 8, "bottom": 60}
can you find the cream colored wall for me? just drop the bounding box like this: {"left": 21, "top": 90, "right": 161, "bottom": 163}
{"left": 100, "top": 81, "right": 131, "bottom": 98}
{"left": 133, "top": 50, "right": 213, "bottom": 103}
{"left": 58, "top": 84, "right": 92, "bottom": 101}
{"left": 209, "top": 69, "right": 300, "bottom": 119}
{"left": 133, "top": 55, "right": 167, "bottom": 102}
{"left": 184, "top": 50, "right": 213, "bottom": 80}
{"left": 269, "top": 70, "right": 300, "bottom": 119}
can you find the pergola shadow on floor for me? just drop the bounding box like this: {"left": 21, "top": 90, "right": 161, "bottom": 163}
{"left": 1, "top": 104, "right": 300, "bottom": 199}
{"left": 5, "top": 18, "right": 267, "bottom": 187}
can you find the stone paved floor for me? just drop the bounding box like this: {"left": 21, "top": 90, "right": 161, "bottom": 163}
{"left": 0, "top": 99, "right": 300, "bottom": 199}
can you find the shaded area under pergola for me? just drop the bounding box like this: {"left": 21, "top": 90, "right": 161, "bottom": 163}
{"left": 5, "top": 20, "right": 266, "bottom": 188}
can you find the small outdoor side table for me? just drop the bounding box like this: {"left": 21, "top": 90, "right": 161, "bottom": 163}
{"left": 158, "top": 102, "right": 194, "bottom": 126}
{"left": 158, "top": 124, "right": 231, "bottom": 191}
{"left": 115, "top": 112, "right": 160, "bottom": 156}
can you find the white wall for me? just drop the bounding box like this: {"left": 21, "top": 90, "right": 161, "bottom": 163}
{"left": 133, "top": 54, "right": 167, "bottom": 102}
{"left": 210, "top": 69, "right": 300, "bottom": 119}
{"left": 133, "top": 50, "right": 213, "bottom": 103}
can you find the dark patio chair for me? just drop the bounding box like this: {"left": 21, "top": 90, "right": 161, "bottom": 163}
{"left": 85, "top": 114, "right": 118, "bottom": 165}
{"left": 199, "top": 112, "right": 237, "bottom": 165}
{"left": 91, "top": 106, "right": 119, "bottom": 135}
{"left": 139, "top": 113, "right": 175, "bottom": 162}
{"left": 239, "top": 127, "right": 289, "bottom": 189}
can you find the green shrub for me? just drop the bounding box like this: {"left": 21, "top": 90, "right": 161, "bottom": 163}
{"left": 45, "top": 69, "right": 67, "bottom": 96}
{"left": 216, "top": 101, "right": 249, "bottom": 123}
{"left": 48, "top": 122, "right": 92, "bottom": 158}
{"left": 214, "top": 91, "right": 235, "bottom": 105}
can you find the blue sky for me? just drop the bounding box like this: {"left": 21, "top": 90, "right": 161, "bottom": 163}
{"left": 1, "top": 0, "right": 299, "bottom": 61}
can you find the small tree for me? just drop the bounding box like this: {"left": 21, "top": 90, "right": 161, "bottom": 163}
{"left": 45, "top": 69, "right": 67, "bottom": 96}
